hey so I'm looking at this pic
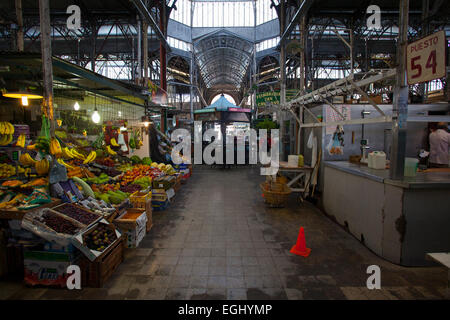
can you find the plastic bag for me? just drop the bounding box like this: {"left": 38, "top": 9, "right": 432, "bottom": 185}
{"left": 307, "top": 130, "right": 314, "bottom": 149}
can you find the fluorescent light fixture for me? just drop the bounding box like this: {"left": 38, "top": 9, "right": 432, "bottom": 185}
{"left": 3, "top": 92, "right": 43, "bottom": 99}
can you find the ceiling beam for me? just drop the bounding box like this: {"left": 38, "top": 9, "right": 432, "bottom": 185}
{"left": 280, "top": 0, "right": 315, "bottom": 43}
{"left": 130, "top": 0, "right": 171, "bottom": 51}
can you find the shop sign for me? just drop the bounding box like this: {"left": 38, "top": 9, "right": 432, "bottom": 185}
{"left": 228, "top": 107, "right": 251, "bottom": 113}
{"left": 407, "top": 30, "right": 446, "bottom": 85}
{"left": 256, "top": 90, "right": 298, "bottom": 107}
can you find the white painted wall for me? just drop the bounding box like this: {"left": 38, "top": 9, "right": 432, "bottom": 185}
{"left": 127, "top": 130, "right": 150, "bottom": 159}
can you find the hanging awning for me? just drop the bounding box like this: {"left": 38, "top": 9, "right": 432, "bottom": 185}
{"left": 194, "top": 94, "right": 251, "bottom": 114}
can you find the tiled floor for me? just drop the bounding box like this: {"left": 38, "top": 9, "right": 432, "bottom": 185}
{"left": 1, "top": 166, "right": 448, "bottom": 300}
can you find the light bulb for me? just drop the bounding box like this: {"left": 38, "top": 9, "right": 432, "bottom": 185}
{"left": 144, "top": 121, "right": 149, "bottom": 127}
{"left": 92, "top": 109, "right": 100, "bottom": 123}
{"left": 118, "top": 111, "right": 122, "bottom": 117}
{"left": 21, "top": 96, "right": 28, "bottom": 106}
{"left": 74, "top": 102, "right": 80, "bottom": 110}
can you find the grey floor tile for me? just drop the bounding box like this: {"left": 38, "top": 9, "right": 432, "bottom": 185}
{"left": 227, "top": 288, "right": 247, "bottom": 300}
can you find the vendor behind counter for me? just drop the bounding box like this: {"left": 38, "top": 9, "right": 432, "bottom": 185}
{"left": 429, "top": 122, "right": 449, "bottom": 168}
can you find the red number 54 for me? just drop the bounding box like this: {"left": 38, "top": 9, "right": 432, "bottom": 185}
{"left": 410, "top": 49, "right": 437, "bottom": 79}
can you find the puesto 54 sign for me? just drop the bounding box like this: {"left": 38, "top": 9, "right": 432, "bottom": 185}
{"left": 407, "top": 30, "right": 446, "bottom": 85}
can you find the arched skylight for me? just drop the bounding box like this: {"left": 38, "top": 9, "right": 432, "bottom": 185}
{"left": 170, "top": 0, "right": 278, "bottom": 27}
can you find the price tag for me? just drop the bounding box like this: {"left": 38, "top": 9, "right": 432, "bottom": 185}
{"left": 166, "top": 188, "right": 175, "bottom": 200}
{"left": 407, "top": 30, "right": 446, "bottom": 85}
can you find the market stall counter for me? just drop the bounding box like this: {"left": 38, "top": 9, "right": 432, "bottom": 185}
{"left": 322, "top": 161, "right": 450, "bottom": 266}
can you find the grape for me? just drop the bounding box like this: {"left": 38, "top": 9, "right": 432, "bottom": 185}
{"left": 42, "top": 212, "right": 79, "bottom": 235}
{"left": 54, "top": 204, "right": 99, "bottom": 225}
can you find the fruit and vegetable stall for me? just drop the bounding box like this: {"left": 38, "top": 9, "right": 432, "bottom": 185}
{"left": 0, "top": 116, "right": 191, "bottom": 288}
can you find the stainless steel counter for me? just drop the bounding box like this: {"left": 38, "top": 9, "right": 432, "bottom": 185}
{"left": 325, "top": 161, "right": 450, "bottom": 189}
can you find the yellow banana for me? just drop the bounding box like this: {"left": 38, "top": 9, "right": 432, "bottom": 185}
{"left": 71, "top": 149, "right": 86, "bottom": 160}
{"left": 62, "top": 147, "right": 74, "bottom": 159}
{"left": 110, "top": 138, "right": 119, "bottom": 147}
{"left": 57, "top": 158, "right": 75, "bottom": 170}
{"left": 35, "top": 159, "right": 49, "bottom": 175}
{"left": 5, "top": 134, "right": 12, "bottom": 145}
{"left": 6, "top": 122, "right": 14, "bottom": 135}
{"left": 84, "top": 151, "right": 97, "bottom": 164}
{"left": 50, "top": 138, "right": 62, "bottom": 156}
{"left": 106, "top": 145, "right": 117, "bottom": 155}
{"left": 0, "top": 135, "right": 7, "bottom": 146}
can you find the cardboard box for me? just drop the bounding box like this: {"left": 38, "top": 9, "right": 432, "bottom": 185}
{"left": 152, "top": 176, "right": 176, "bottom": 190}
{"left": 23, "top": 250, "right": 78, "bottom": 287}
{"left": 71, "top": 219, "right": 121, "bottom": 262}
{"left": 152, "top": 188, "right": 175, "bottom": 202}
{"left": 114, "top": 210, "right": 147, "bottom": 248}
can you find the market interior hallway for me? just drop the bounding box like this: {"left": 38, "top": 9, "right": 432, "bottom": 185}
{"left": 1, "top": 166, "right": 448, "bottom": 300}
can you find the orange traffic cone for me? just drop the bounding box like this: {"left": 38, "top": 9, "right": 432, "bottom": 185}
{"left": 290, "top": 227, "right": 311, "bottom": 257}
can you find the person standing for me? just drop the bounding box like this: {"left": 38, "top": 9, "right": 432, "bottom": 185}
{"left": 429, "top": 122, "right": 450, "bottom": 168}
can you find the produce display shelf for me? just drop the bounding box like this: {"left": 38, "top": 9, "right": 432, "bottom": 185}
{"left": 0, "top": 198, "right": 62, "bottom": 220}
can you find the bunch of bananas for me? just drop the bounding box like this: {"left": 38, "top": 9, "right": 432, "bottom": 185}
{"left": 0, "top": 134, "right": 13, "bottom": 146}
{"left": 0, "top": 163, "right": 16, "bottom": 179}
{"left": 106, "top": 145, "right": 117, "bottom": 155}
{"left": 70, "top": 149, "right": 86, "bottom": 160}
{"left": 15, "top": 134, "right": 26, "bottom": 148}
{"left": 83, "top": 151, "right": 97, "bottom": 164}
{"left": 57, "top": 158, "right": 75, "bottom": 170}
{"left": 49, "top": 138, "right": 62, "bottom": 157}
{"left": 17, "top": 166, "right": 31, "bottom": 175}
{"left": 19, "top": 153, "right": 37, "bottom": 166}
{"left": 62, "top": 147, "right": 75, "bottom": 159}
{"left": 35, "top": 158, "right": 50, "bottom": 176}
{"left": 110, "top": 138, "right": 119, "bottom": 147}
{"left": 0, "top": 122, "right": 14, "bottom": 135}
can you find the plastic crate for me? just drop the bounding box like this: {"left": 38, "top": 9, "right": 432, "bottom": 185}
{"left": 151, "top": 189, "right": 168, "bottom": 202}
{"left": 151, "top": 199, "right": 169, "bottom": 211}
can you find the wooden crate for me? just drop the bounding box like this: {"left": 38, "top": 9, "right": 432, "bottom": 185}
{"left": 145, "top": 206, "right": 152, "bottom": 232}
{"left": 79, "top": 237, "right": 124, "bottom": 288}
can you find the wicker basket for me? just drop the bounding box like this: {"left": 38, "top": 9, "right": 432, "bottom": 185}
{"left": 260, "top": 181, "right": 292, "bottom": 208}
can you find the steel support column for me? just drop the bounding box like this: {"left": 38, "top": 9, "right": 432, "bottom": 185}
{"left": 189, "top": 0, "right": 194, "bottom": 120}
{"left": 159, "top": 0, "right": 167, "bottom": 133}
{"left": 15, "top": 0, "right": 24, "bottom": 51}
{"left": 137, "top": 16, "right": 142, "bottom": 80}
{"left": 389, "top": 0, "right": 409, "bottom": 180}
{"left": 297, "top": 14, "right": 306, "bottom": 154}
{"left": 279, "top": 0, "right": 286, "bottom": 161}
{"left": 39, "top": 0, "right": 55, "bottom": 134}
{"left": 143, "top": 20, "right": 148, "bottom": 82}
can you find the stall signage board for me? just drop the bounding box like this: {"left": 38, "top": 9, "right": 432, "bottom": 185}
{"left": 256, "top": 90, "right": 298, "bottom": 107}
{"left": 228, "top": 108, "right": 251, "bottom": 113}
{"left": 407, "top": 30, "right": 446, "bottom": 85}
